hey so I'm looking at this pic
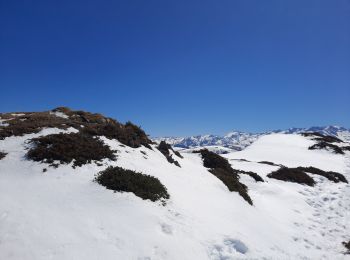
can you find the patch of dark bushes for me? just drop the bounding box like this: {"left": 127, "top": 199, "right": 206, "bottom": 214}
{"left": 157, "top": 141, "right": 182, "bottom": 167}
{"left": 197, "top": 149, "right": 253, "bottom": 205}
{"left": 343, "top": 241, "right": 350, "bottom": 254}
{"left": 301, "top": 132, "right": 348, "bottom": 154}
{"left": 0, "top": 112, "right": 70, "bottom": 139}
{"left": 309, "top": 142, "right": 344, "bottom": 154}
{"left": 301, "top": 132, "right": 343, "bottom": 143}
{"left": 0, "top": 151, "right": 6, "bottom": 160}
{"left": 267, "top": 167, "right": 316, "bottom": 186}
{"left": 95, "top": 166, "right": 169, "bottom": 204}
{"left": 259, "top": 161, "right": 281, "bottom": 166}
{"left": 26, "top": 132, "right": 116, "bottom": 167}
{"left": 236, "top": 158, "right": 250, "bottom": 162}
{"left": 0, "top": 107, "right": 154, "bottom": 149}
{"left": 296, "top": 166, "right": 348, "bottom": 183}
{"left": 235, "top": 170, "right": 264, "bottom": 182}
{"left": 80, "top": 121, "right": 153, "bottom": 149}
{"left": 198, "top": 149, "right": 232, "bottom": 170}
{"left": 268, "top": 166, "right": 347, "bottom": 186}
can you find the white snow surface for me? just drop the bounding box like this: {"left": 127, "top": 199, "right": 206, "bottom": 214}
{"left": 0, "top": 130, "right": 350, "bottom": 260}
{"left": 49, "top": 111, "right": 69, "bottom": 119}
{"left": 0, "top": 119, "right": 9, "bottom": 127}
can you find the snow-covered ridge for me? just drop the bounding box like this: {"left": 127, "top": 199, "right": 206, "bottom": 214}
{"left": 1, "top": 109, "right": 350, "bottom": 259}
{"left": 153, "top": 126, "right": 350, "bottom": 151}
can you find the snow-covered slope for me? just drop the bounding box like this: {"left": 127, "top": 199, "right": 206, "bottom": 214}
{"left": 1, "top": 110, "right": 350, "bottom": 259}
{"left": 154, "top": 126, "right": 350, "bottom": 151}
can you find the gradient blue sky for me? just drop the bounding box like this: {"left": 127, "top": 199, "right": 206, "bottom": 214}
{"left": 0, "top": 0, "right": 349, "bottom": 136}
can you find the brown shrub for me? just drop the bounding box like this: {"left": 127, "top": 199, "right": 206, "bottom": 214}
{"left": 157, "top": 141, "right": 181, "bottom": 167}
{"left": 0, "top": 112, "right": 70, "bottom": 139}
{"left": 296, "top": 166, "right": 348, "bottom": 183}
{"left": 301, "top": 132, "right": 347, "bottom": 154}
{"left": 343, "top": 241, "right": 350, "bottom": 254}
{"left": 267, "top": 167, "right": 315, "bottom": 186}
{"left": 198, "top": 149, "right": 253, "bottom": 205}
{"left": 26, "top": 132, "right": 116, "bottom": 167}
{"left": 259, "top": 161, "right": 281, "bottom": 166}
{"left": 0, "top": 107, "right": 153, "bottom": 149}
{"left": 235, "top": 170, "right": 264, "bottom": 182}
{"left": 0, "top": 151, "right": 6, "bottom": 160}
{"left": 95, "top": 166, "right": 169, "bottom": 204}
{"left": 301, "top": 132, "right": 343, "bottom": 143}
{"left": 309, "top": 142, "right": 344, "bottom": 154}
{"left": 199, "top": 149, "right": 232, "bottom": 171}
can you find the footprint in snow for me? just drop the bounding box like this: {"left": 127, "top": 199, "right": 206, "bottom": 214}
{"left": 209, "top": 238, "right": 249, "bottom": 259}
{"left": 160, "top": 223, "right": 173, "bottom": 235}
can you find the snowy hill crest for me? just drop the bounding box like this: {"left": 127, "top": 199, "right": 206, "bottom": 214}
{"left": 1, "top": 108, "right": 350, "bottom": 259}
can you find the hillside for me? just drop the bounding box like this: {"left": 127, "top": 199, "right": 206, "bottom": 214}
{"left": 0, "top": 108, "right": 350, "bottom": 259}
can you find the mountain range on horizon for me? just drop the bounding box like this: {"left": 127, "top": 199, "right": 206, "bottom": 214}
{"left": 154, "top": 125, "right": 350, "bottom": 151}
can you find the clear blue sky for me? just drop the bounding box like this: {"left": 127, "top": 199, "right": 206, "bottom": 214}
{"left": 0, "top": 0, "right": 349, "bottom": 136}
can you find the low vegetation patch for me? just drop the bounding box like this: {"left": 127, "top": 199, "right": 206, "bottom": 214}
{"left": 267, "top": 167, "right": 316, "bottom": 186}
{"left": 301, "top": 132, "right": 347, "bottom": 154}
{"left": 81, "top": 121, "right": 153, "bottom": 149}
{"left": 0, "top": 107, "right": 154, "bottom": 149}
{"left": 157, "top": 141, "right": 182, "bottom": 167}
{"left": 259, "top": 161, "right": 281, "bottom": 166}
{"left": 196, "top": 149, "right": 233, "bottom": 170}
{"left": 296, "top": 166, "right": 348, "bottom": 183}
{"left": 309, "top": 142, "right": 344, "bottom": 154}
{"left": 268, "top": 165, "right": 347, "bottom": 186}
{"left": 343, "top": 241, "right": 350, "bottom": 254}
{"left": 0, "top": 151, "right": 7, "bottom": 160}
{"left": 95, "top": 166, "right": 169, "bottom": 204}
{"left": 26, "top": 132, "right": 116, "bottom": 168}
{"left": 0, "top": 111, "right": 69, "bottom": 139}
{"left": 301, "top": 132, "right": 343, "bottom": 143}
{"left": 235, "top": 170, "right": 264, "bottom": 182}
{"left": 197, "top": 149, "right": 253, "bottom": 205}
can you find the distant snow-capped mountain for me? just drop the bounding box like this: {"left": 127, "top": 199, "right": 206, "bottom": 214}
{"left": 153, "top": 126, "right": 350, "bottom": 150}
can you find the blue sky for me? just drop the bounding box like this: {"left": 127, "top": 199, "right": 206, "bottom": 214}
{"left": 0, "top": 0, "right": 349, "bottom": 136}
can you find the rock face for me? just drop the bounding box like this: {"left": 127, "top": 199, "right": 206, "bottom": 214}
{"left": 1, "top": 108, "right": 350, "bottom": 260}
